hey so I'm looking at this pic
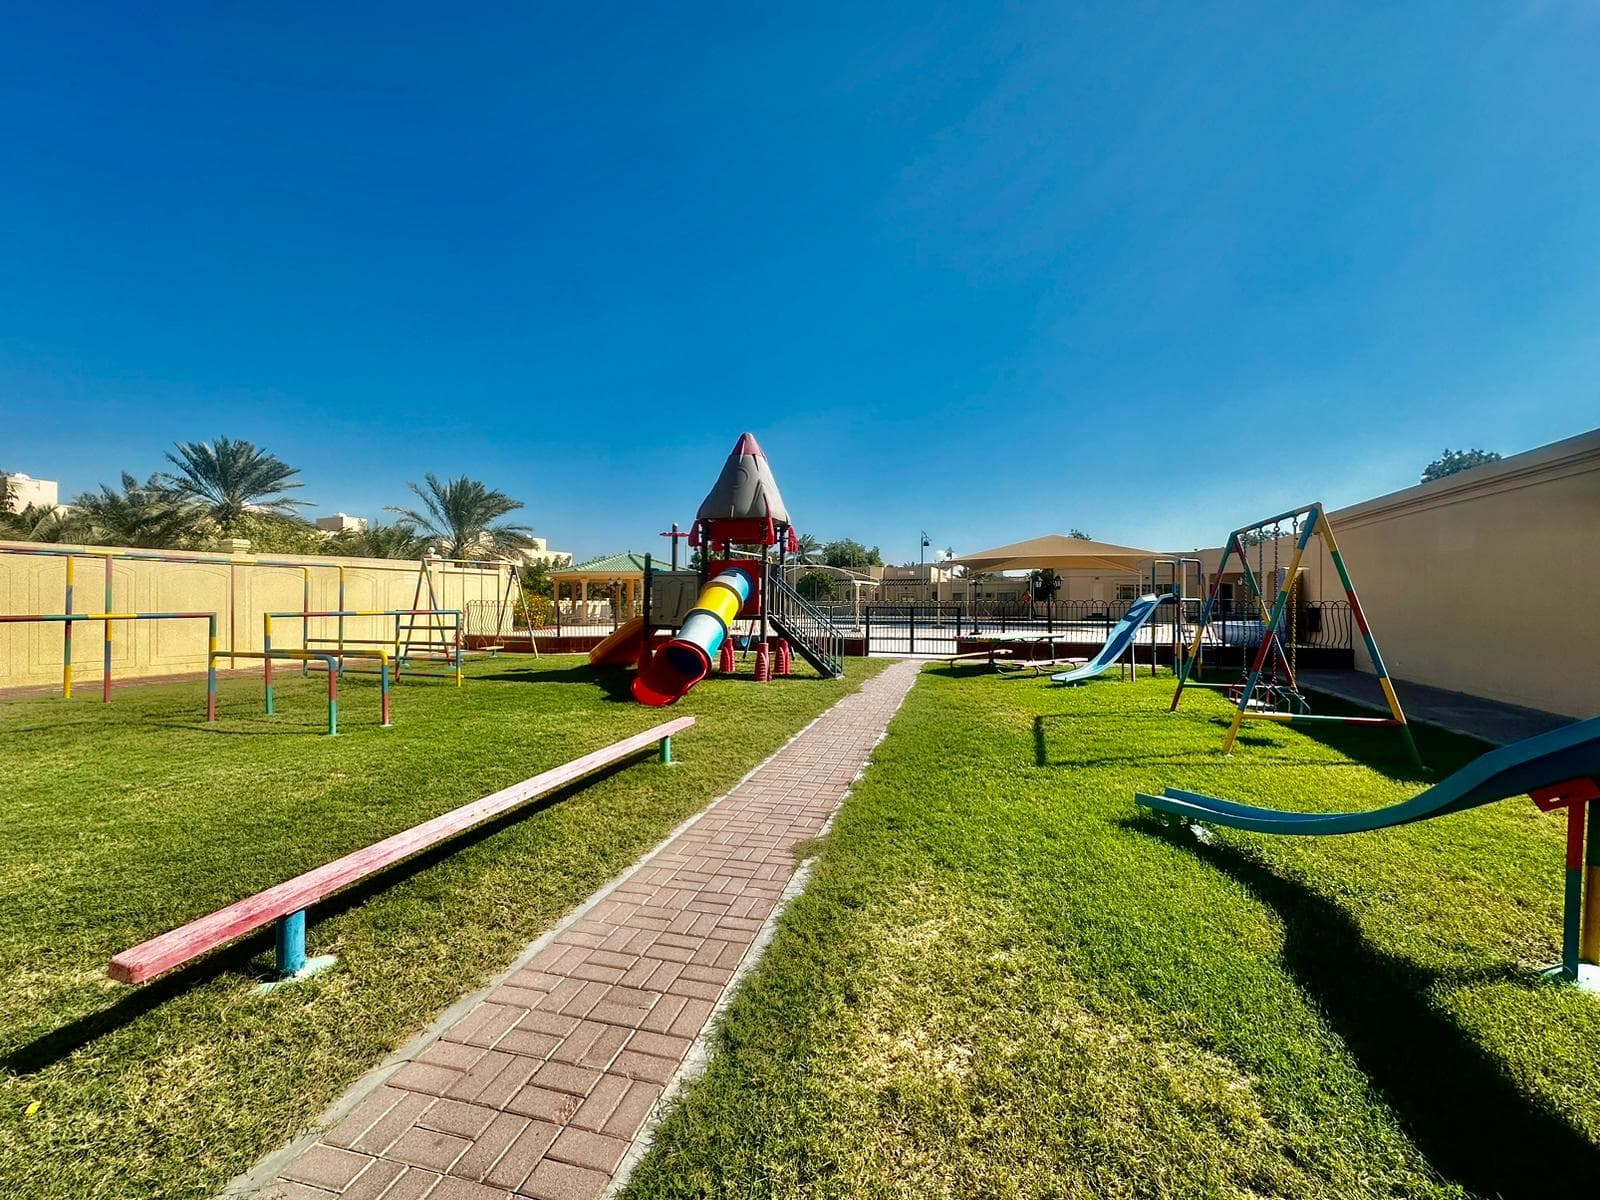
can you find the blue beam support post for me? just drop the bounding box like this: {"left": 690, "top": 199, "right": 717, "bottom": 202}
{"left": 259, "top": 909, "right": 337, "bottom": 991}
{"left": 275, "top": 910, "right": 307, "bottom": 977}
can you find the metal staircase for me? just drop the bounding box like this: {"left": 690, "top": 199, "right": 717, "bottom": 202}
{"left": 766, "top": 568, "right": 845, "bottom": 678}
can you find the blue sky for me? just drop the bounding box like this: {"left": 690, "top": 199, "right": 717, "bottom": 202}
{"left": 2, "top": 4, "right": 1597, "bottom": 563}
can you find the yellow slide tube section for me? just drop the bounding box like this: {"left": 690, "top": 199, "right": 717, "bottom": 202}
{"left": 698, "top": 577, "right": 745, "bottom": 627}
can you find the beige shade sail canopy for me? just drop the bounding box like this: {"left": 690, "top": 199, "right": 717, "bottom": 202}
{"left": 952, "top": 533, "right": 1159, "bottom": 573}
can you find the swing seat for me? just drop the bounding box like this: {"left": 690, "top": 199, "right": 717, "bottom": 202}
{"left": 1226, "top": 681, "right": 1309, "bottom": 714}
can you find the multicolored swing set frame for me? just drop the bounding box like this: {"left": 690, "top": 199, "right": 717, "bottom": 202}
{"left": 1170, "top": 501, "right": 1423, "bottom": 768}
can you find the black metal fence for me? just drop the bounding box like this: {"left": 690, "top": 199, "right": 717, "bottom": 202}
{"left": 860, "top": 599, "right": 1354, "bottom": 659}
{"left": 551, "top": 599, "right": 638, "bottom": 638}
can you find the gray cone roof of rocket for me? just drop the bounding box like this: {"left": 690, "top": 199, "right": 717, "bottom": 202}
{"left": 695, "top": 432, "right": 791, "bottom": 526}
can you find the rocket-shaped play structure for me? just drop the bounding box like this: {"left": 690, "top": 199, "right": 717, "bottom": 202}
{"left": 591, "top": 433, "right": 845, "bottom": 706}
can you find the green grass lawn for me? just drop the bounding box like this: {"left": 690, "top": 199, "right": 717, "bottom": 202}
{"left": 0, "top": 653, "right": 886, "bottom": 1200}
{"left": 624, "top": 668, "right": 1600, "bottom": 1200}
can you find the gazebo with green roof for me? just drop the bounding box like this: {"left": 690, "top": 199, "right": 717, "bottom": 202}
{"left": 550, "top": 551, "right": 658, "bottom": 619}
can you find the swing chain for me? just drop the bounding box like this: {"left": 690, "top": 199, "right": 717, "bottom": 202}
{"left": 1288, "top": 515, "right": 1299, "bottom": 683}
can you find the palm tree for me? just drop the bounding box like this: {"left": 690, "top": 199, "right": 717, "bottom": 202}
{"left": 2, "top": 471, "right": 82, "bottom": 542}
{"left": 794, "top": 533, "right": 823, "bottom": 565}
{"left": 160, "top": 437, "right": 309, "bottom": 533}
{"left": 0, "top": 501, "right": 77, "bottom": 543}
{"left": 387, "top": 474, "right": 534, "bottom": 559}
{"left": 72, "top": 473, "right": 202, "bottom": 548}
{"left": 325, "top": 521, "right": 429, "bottom": 560}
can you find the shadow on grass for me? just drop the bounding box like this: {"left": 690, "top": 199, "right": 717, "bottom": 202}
{"left": 932, "top": 665, "right": 1053, "bottom": 682}
{"left": 147, "top": 719, "right": 368, "bottom": 738}
{"left": 474, "top": 662, "right": 637, "bottom": 701}
{"left": 1031, "top": 714, "right": 1321, "bottom": 769}
{"left": 1161, "top": 685, "right": 1454, "bottom": 783}
{"left": 1261, "top": 690, "right": 1486, "bottom": 782}
{"left": 1, "top": 754, "right": 645, "bottom": 1077}
{"left": 1128, "top": 816, "right": 1599, "bottom": 1199}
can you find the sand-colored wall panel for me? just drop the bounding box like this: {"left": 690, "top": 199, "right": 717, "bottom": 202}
{"left": 0, "top": 543, "right": 508, "bottom": 690}
{"left": 1328, "top": 441, "right": 1599, "bottom": 719}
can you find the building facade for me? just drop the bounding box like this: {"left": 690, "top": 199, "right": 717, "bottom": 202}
{"left": 314, "top": 512, "right": 368, "bottom": 534}
{"left": 1, "top": 473, "right": 60, "bottom": 512}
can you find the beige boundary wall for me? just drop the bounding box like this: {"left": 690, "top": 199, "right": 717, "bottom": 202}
{"left": 1164, "top": 431, "right": 1598, "bottom": 717}
{"left": 0, "top": 541, "right": 510, "bottom": 691}
{"left": 1322, "top": 428, "right": 1600, "bottom": 719}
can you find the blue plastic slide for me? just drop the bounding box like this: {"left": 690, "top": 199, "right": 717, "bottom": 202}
{"left": 1135, "top": 716, "right": 1600, "bottom": 836}
{"left": 1050, "top": 593, "right": 1171, "bottom": 685}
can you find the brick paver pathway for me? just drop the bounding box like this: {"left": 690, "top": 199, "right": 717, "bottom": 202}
{"left": 249, "top": 660, "right": 921, "bottom": 1200}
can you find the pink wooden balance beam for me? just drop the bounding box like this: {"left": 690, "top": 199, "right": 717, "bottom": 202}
{"left": 107, "top": 716, "right": 695, "bottom": 986}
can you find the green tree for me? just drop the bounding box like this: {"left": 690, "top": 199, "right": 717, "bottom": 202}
{"left": 794, "top": 533, "right": 823, "bottom": 565}
{"left": 160, "top": 437, "right": 310, "bottom": 533}
{"left": 1421, "top": 448, "right": 1501, "bottom": 483}
{"left": 1029, "top": 568, "right": 1061, "bottom": 601}
{"left": 796, "top": 569, "right": 839, "bottom": 601}
{"left": 388, "top": 473, "right": 534, "bottom": 559}
{"left": 71, "top": 473, "right": 201, "bottom": 548}
{"left": 516, "top": 555, "right": 566, "bottom": 599}
{"left": 515, "top": 555, "right": 567, "bottom": 628}
{"left": 821, "top": 538, "right": 882, "bottom": 569}
{"left": 1069, "top": 528, "right": 1092, "bottom": 540}
{"left": 226, "top": 511, "right": 328, "bottom": 554}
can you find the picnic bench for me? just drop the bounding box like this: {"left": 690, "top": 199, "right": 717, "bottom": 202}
{"left": 949, "top": 634, "right": 1089, "bottom": 675}
{"left": 997, "top": 653, "right": 1090, "bottom": 678}
{"left": 946, "top": 646, "right": 1018, "bottom": 667}
{"left": 107, "top": 716, "right": 695, "bottom": 987}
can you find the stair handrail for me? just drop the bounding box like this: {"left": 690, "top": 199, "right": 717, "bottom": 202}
{"left": 765, "top": 568, "right": 845, "bottom": 676}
